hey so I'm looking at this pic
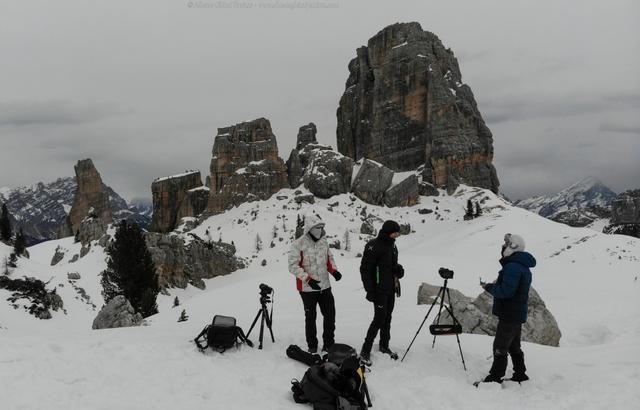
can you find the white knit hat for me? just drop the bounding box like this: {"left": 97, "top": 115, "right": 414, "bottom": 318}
{"left": 502, "top": 233, "right": 525, "bottom": 257}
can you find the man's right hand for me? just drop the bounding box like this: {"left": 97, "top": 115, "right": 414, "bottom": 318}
{"left": 307, "top": 278, "right": 321, "bottom": 290}
{"left": 366, "top": 291, "right": 375, "bottom": 302}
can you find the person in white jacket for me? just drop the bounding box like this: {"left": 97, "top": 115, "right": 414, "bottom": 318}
{"left": 288, "top": 214, "right": 342, "bottom": 353}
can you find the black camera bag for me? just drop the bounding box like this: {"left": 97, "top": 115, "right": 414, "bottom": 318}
{"left": 194, "top": 315, "right": 253, "bottom": 353}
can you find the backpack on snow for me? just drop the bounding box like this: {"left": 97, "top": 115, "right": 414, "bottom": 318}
{"left": 290, "top": 343, "right": 370, "bottom": 409}
{"left": 194, "top": 315, "right": 253, "bottom": 353}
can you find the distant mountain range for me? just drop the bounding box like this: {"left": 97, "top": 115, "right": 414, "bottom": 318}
{"left": 0, "top": 178, "right": 152, "bottom": 245}
{"left": 514, "top": 177, "right": 617, "bottom": 227}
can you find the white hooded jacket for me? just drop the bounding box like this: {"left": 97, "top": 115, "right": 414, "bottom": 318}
{"left": 288, "top": 214, "right": 338, "bottom": 292}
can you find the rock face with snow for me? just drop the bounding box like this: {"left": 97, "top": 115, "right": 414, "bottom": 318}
{"left": 296, "top": 122, "right": 318, "bottom": 150}
{"left": 384, "top": 174, "right": 419, "bottom": 207}
{"left": 351, "top": 160, "right": 394, "bottom": 205}
{"left": 145, "top": 233, "right": 245, "bottom": 289}
{"left": 604, "top": 190, "right": 640, "bottom": 238}
{"left": 515, "top": 177, "right": 616, "bottom": 227}
{"left": 301, "top": 146, "right": 354, "bottom": 198}
{"left": 336, "top": 22, "right": 499, "bottom": 193}
{"left": 61, "top": 159, "right": 113, "bottom": 238}
{"left": 150, "top": 171, "right": 208, "bottom": 233}
{"left": 207, "top": 118, "right": 288, "bottom": 214}
{"left": 92, "top": 295, "right": 143, "bottom": 330}
{"left": 417, "top": 282, "right": 561, "bottom": 346}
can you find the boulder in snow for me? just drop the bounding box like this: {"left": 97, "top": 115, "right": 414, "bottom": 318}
{"left": 92, "top": 295, "right": 143, "bottom": 330}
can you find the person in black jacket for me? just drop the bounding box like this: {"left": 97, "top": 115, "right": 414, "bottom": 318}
{"left": 359, "top": 220, "right": 404, "bottom": 364}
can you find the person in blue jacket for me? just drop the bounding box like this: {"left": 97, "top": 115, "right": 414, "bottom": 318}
{"left": 479, "top": 233, "right": 536, "bottom": 383}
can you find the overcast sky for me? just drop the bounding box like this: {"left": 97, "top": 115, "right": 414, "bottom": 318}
{"left": 1, "top": 0, "right": 638, "bottom": 201}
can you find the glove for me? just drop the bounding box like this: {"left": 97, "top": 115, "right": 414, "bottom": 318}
{"left": 366, "top": 292, "right": 375, "bottom": 302}
{"left": 307, "top": 278, "right": 321, "bottom": 290}
{"left": 394, "top": 264, "right": 405, "bottom": 279}
{"left": 332, "top": 271, "right": 342, "bottom": 281}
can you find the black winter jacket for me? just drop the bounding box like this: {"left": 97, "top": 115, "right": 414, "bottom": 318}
{"left": 360, "top": 233, "right": 403, "bottom": 295}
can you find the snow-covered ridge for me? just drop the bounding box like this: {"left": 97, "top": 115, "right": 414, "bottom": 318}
{"left": 1, "top": 185, "right": 638, "bottom": 409}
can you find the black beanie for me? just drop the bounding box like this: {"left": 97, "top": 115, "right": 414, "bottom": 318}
{"left": 380, "top": 220, "right": 401, "bottom": 235}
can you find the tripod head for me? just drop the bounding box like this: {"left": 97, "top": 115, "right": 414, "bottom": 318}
{"left": 259, "top": 283, "right": 273, "bottom": 305}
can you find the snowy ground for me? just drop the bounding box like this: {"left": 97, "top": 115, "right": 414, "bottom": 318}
{"left": 1, "top": 186, "right": 639, "bottom": 409}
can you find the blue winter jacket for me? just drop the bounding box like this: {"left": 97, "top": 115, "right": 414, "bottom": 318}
{"left": 484, "top": 251, "right": 536, "bottom": 324}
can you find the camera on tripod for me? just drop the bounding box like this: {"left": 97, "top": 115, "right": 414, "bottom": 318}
{"left": 438, "top": 267, "right": 454, "bottom": 280}
{"left": 259, "top": 283, "right": 273, "bottom": 303}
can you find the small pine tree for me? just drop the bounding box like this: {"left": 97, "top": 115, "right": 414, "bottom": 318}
{"left": 475, "top": 202, "right": 482, "bottom": 217}
{"left": 282, "top": 216, "right": 287, "bottom": 232}
{"left": 0, "top": 203, "right": 12, "bottom": 242}
{"left": 465, "top": 199, "right": 474, "bottom": 219}
{"left": 178, "top": 309, "right": 189, "bottom": 322}
{"left": 343, "top": 229, "right": 351, "bottom": 251}
{"left": 272, "top": 224, "right": 278, "bottom": 239}
{"left": 295, "top": 214, "right": 305, "bottom": 239}
{"left": 255, "top": 234, "right": 263, "bottom": 252}
{"left": 2, "top": 256, "right": 12, "bottom": 275}
{"left": 8, "top": 253, "right": 17, "bottom": 268}
{"left": 14, "top": 229, "right": 26, "bottom": 257}
{"left": 173, "top": 296, "right": 180, "bottom": 308}
{"left": 101, "top": 220, "right": 159, "bottom": 318}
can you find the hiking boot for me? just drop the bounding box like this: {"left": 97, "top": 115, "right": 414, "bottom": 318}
{"left": 308, "top": 346, "right": 318, "bottom": 354}
{"left": 360, "top": 350, "right": 372, "bottom": 366}
{"left": 378, "top": 345, "right": 399, "bottom": 360}
{"left": 482, "top": 374, "right": 503, "bottom": 384}
{"left": 509, "top": 373, "right": 529, "bottom": 383}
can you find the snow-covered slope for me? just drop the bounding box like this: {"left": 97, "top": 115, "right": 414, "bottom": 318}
{"left": 1, "top": 186, "right": 638, "bottom": 409}
{"left": 515, "top": 177, "right": 616, "bottom": 228}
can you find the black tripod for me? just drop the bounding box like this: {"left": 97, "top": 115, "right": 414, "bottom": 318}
{"left": 246, "top": 291, "right": 275, "bottom": 350}
{"left": 401, "top": 278, "right": 467, "bottom": 370}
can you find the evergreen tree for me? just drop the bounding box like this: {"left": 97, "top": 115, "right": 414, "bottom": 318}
{"left": 465, "top": 199, "right": 474, "bottom": 219}
{"left": 255, "top": 234, "right": 263, "bottom": 252}
{"left": 178, "top": 309, "right": 189, "bottom": 322}
{"left": 101, "top": 220, "right": 159, "bottom": 318}
{"left": 295, "top": 214, "right": 305, "bottom": 239}
{"left": 474, "top": 202, "right": 482, "bottom": 217}
{"left": 173, "top": 296, "right": 180, "bottom": 308}
{"left": 0, "top": 204, "right": 12, "bottom": 242}
{"left": 343, "top": 229, "right": 351, "bottom": 251}
{"left": 13, "top": 229, "right": 26, "bottom": 257}
{"left": 2, "top": 256, "right": 12, "bottom": 275}
{"left": 8, "top": 253, "right": 17, "bottom": 268}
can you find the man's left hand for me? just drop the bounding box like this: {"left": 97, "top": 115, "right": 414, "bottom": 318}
{"left": 332, "top": 271, "right": 342, "bottom": 281}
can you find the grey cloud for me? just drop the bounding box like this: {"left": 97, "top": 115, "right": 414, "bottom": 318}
{"left": 0, "top": 100, "right": 131, "bottom": 127}
{"left": 483, "top": 93, "right": 640, "bottom": 124}
{"left": 599, "top": 122, "right": 640, "bottom": 134}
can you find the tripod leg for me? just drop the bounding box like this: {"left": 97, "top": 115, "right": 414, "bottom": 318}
{"left": 246, "top": 309, "right": 262, "bottom": 339}
{"left": 259, "top": 309, "right": 266, "bottom": 350}
{"left": 432, "top": 286, "right": 447, "bottom": 348}
{"left": 264, "top": 305, "right": 275, "bottom": 342}
{"left": 401, "top": 286, "right": 445, "bottom": 362}
{"left": 456, "top": 333, "right": 467, "bottom": 371}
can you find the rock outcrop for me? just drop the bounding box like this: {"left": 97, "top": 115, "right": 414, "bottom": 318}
{"left": 604, "top": 190, "right": 640, "bottom": 238}
{"left": 296, "top": 122, "right": 318, "bottom": 150}
{"left": 351, "top": 160, "right": 394, "bottom": 205}
{"left": 301, "top": 145, "right": 354, "bottom": 198}
{"left": 92, "top": 295, "right": 143, "bottom": 330}
{"left": 384, "top": 174, "right": 419, "bottom": 207}
{"left": 61, "top": 159, "right": 113, "bottom": 237}
{"left": 336, "top": 22, "right": 499, "bottom": 193}
{"left": 417, "top": 283, "right": 561, "bottom": 346}
{"left": 207, "top": 118, "right": 288, "bottom": 214}
{"left": 78, "top": 216, "right": 109, "bottom": 257}
{"left": 145, "top": 233, "right": 246, "bottom": 289}
{"left": 150, "top": 171, "right": 208, "bottom": 233}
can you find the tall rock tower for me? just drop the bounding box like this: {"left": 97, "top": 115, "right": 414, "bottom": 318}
{"left": 336, "top": 22, "right": 499, "bottom": 193}
{"left": 61, "top": 159, "right": 113, "bottom": 237}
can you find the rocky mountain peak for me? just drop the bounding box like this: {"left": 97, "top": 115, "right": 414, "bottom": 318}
{"left": 337, "top": 22, "right": 499, "bottom": 193}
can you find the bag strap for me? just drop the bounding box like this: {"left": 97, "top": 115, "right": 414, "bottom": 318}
{"left": 194, "top": 325, "right": 210, "bottom": 351}
{"left": 235, "top": 326, "right": 254, "bottom": 348}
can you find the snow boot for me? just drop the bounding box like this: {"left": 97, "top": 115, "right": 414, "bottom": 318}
{"left": 508, "top": 373, "right": 529, "bottom": 383}
{"left": 378, "top": 345, "right": 398, "bottom": 360}
{"left": 359, "top": 348, "right": 372, "bottom": 366}
{"left": 510, "top": 352, "right": 528, "bottom": 382}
